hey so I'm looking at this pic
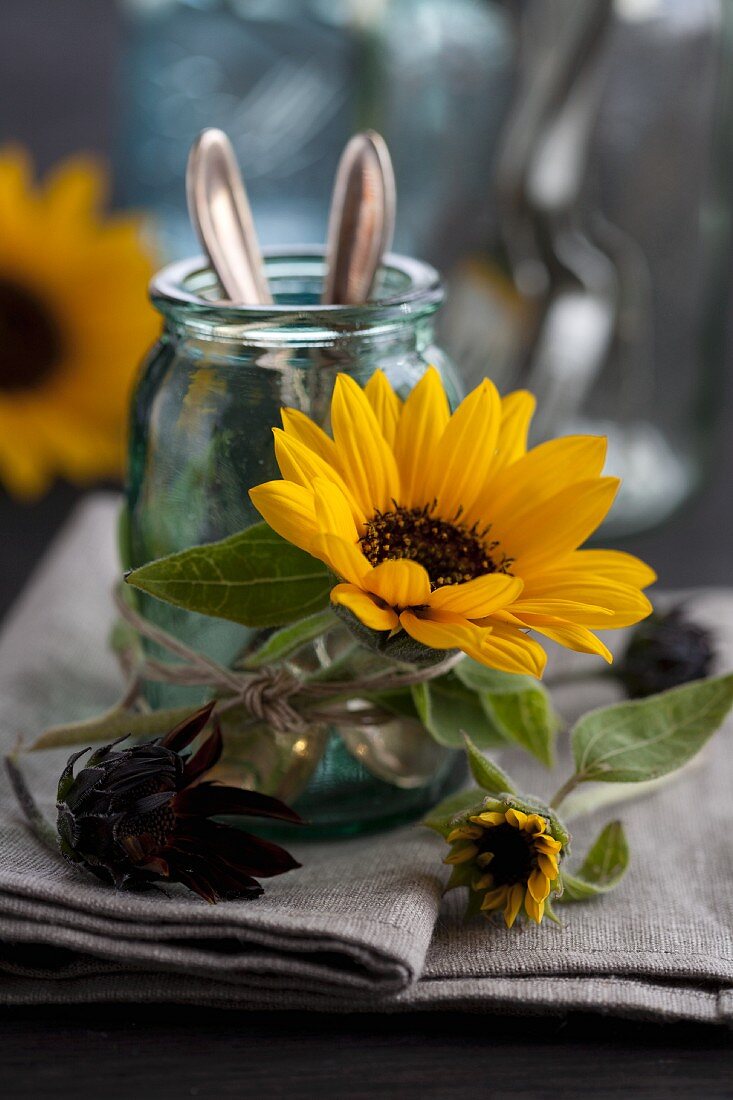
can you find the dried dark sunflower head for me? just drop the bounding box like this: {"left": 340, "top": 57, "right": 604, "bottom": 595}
{"left": 56, "top": 703, "right": 302, "bottom": 902}
{"left": 616, "top": 605, "right": 715, "bottom": 699}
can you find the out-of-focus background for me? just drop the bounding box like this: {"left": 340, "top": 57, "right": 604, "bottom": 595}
{"left": 2, "top": 0, "right": 733, "bottom": 615}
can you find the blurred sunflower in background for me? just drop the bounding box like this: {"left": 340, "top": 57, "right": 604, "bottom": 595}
{"left": 0, "top": 147, "right": 158, "bottom": 499}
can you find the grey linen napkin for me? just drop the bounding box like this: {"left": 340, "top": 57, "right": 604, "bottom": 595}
{"left": 1, "top": 496, "right": 732, "bottom": 1024}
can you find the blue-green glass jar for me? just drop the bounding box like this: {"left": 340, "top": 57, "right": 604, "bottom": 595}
{"left": 125, "top": 248, "right": 464, "bottom": 836}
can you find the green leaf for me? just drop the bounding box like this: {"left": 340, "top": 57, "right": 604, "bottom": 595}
{"left": 422, "top": 785, "right": 485, "bottom": 837}
{"left": 560, "top": 821, "right": 629, "bottom": 902}
{"left": 454, "top": 661, "right": 539, "bottom": 695}
{"left": 242, "top": 609, "right": 337, "bottom": 669}
{"left": 28, "top": 705, "right": 199, "bottom": 752}
{"left": 455, "top": 658, "right": 558, "bottom": 767}
{"left": 126, "top": 522, "right": 333, "bottom": 629}
{"left": 462, "top": 734, "right": 517, "bottom": 795}
{"left": 411, "top": 674, "right": 506, "bottom": 748}
{"left": 482, "top": 690, "right": 558, "bottom": 768}
{"left": 571, "top": 672, "right": 733, "bottom": 784}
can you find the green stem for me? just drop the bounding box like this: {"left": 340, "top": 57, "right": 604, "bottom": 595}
{"left": 550, "top": 772, "right": 586, "bottom": 810}
{"left": 4, "top": 755, "right": 58, "bottom": 852}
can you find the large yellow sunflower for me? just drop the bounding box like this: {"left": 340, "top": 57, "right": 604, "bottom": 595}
{"left": 0, "top": 148, "right": 158, "bottom": 498}
{"left": 249, "top": 368, "right": 655, "bottom": 677}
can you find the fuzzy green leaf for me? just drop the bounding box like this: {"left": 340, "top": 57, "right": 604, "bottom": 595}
{"left": 126, "top": 522, "right": 333, "bottom": 629}
{"left": 571, "top": 672, "right": 733, "bottom": 784}
{"left": 462, "top": 733, "right": 518, "bottom": 795}
{"left": 242, "top": 609, "right": 337, "bottom": 669}
{"left": 560, "top": 820, "right": 629, "bottom": 902}
{"left": 411, "top": 675, "right": 506, "bottom": 748}
{"left": 455, "top": 658, "right": 558, "bottom": 767}
{"left": 28, "top": 705, "right": 199, "bottom": 752}
{"left": 422, "top": 785, "right": 485, "bottom": 837}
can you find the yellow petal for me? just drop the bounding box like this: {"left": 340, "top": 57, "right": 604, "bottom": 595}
{"left": 366, "top": 559, "right": 431, "bottom": 610}
{"left": 330, "top": 583, "right": 399, "bottom": 631}
{"left": 476, "top": 852, "right": 496, "bottom": 868}
{"left": 248, "top": 481, "right": 318, "bottom": 554}
{"left": 393, "top": 367, "right": 450, "bottom": 508}
{"left": 472, "top": 623, "right": 547, "bottom": 678}
{"left": 446, "top": 825, "right": 483, "bottom": 843}
{"left": 480, "top": 886, "right": 509, "bottom": 911}
{"left": 498, "top": 478, "right": 620, "bottom": 571}
{"left": 42, "top": 156, "right": 105, "bottom": 224}
{"left": 534, "top": 835, "right": 562, "bottom": 853}
{"left": 426, "top": 573, "right": 523, "bottom": 618}
{"left": 330, "top": 373, "right": 400, "bottom": 515}
{"left": 561, "top": 548, "right": 657, "bottom": 589}
{"left": 525, "top": 814, "right": 547, "bottom": 834}
{"left": 465, "top": 434, "right": 607, "bottom": 531}
{"left": 516, "top": 615, "right": 613, "bottom": 663}
{"left": 312, "top": 477, "right": 358, "bottom": 541}
{"left": 310, "top": 532, "right": 370, "bottom": 587}
{"left": 472, "top": 873, "right": 494, "bottom": 891}
{"left": 524, "top": 893, "right": 544, "bottom": 924}
{"left": 508, "top": 597, "right": 615, "bottom": 625}
{"left": 504, "top": 883, "right": 525, "bottom": 928}
{"left": 363, "top": 370, "right": 402, "bottom": 447}
{"left": 528, "top": 869, "right": 551, "bottom": 902}
{"left": 444, "top": 844, "right": 478, "bottom": 865}
{"left": 426, "top": 378, "right": 501, "bottom": 520}
{"left": 273, "top": 429, "right": 364, "bottom": 524}
{"left": 505, "top": 809, "right": 528, "bottom": 829}
{"left": 519, "top": 574, "right": 653, "bottom": 628}
{"left": 471, "top": 813, "right": 506, "bottom": 827}
{"left": 281, "top": 406, "right": 340, "bottom": 469}
{"left": 492, "top": 390, "right": 536, "bottom": 473}
{"left": 537, "top": 853, "right": 558, "bottom": 878}
{"left": 399, "top": 611, "right": 492, "bottom": 663}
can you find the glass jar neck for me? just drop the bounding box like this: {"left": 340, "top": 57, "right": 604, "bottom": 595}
{"left": 149, "top": 248, "right": 444, "bottom": 352}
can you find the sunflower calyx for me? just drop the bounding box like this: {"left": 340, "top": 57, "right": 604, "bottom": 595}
{"left": 55, "top": 703, "right": 303, "bottom": 902}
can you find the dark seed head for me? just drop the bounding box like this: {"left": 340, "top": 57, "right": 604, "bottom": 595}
{"left": 616, "top": 605, "right": 715, "bottom": 699}
{"left": 55, "top": 704, "right": 303, "bottom": 901}
{"left": 359, "top": 503, "right": 512, "bottom": 589}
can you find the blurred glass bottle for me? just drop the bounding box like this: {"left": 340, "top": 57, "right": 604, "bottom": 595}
{"left": 113, "top": 0, "right": 514, "bottom": 268}
{"left": 449, "top": 0, "right": 733, "bottom": 537}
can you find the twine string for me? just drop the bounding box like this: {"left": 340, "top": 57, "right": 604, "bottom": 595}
{"left": 114, "top": 586, "right": 462, "bottom": 735}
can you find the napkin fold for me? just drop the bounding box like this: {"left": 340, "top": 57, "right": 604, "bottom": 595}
{"left": 1, "top": 497, "right": 732, "bottom": 1024}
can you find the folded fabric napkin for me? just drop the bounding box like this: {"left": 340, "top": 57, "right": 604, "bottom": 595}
{"left": 1, "top": 496, "right": 732, "bottom": 1024}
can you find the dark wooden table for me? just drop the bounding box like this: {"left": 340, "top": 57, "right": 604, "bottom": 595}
{"left": 3, "top": 2, "right": 733, "bottom": 1095}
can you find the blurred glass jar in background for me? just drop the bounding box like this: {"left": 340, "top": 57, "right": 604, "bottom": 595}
{"left": 114, "top": 0, "right": 514, "bottom": 270}
{"left": 450, "top": 0, "right": 733, "bottom": 537}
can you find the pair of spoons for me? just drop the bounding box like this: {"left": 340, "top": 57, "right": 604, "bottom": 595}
{"left": 186, "top": 128, "right": 396, "bottom": 307}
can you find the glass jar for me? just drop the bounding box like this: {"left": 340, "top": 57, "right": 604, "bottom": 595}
{"left": 125, "top": 248, "right": 464, "bottom": 836}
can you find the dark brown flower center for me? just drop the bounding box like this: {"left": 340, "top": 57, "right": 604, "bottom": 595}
{"left": 479, "top": 823, "right": 536, "bottom": 886}
{"left": 0, "top": 278, "right": 63, "bottom": 392}
{"left": 359, "top": 503, "right": 512, "bottom": 588}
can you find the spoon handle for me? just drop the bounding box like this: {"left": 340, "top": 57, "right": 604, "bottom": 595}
{"left": 186, "top": 128, "right": 273, "bottom": 305}
{"left": 322, "top": 131, "right": 396, "bottom": 306}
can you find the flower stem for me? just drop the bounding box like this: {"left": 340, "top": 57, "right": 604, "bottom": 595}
{"left": 4, "top": 755, "right": 58, "bottom": 852}
{"left": 550, "top": 772, "right": 585, "bottom": 810}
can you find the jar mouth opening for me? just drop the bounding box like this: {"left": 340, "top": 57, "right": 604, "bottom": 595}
{"left": 149, "top": 247, "right": 443, "bottom": 324}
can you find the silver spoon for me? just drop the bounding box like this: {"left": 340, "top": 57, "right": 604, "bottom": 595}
{"left": 321, "top": 130, "right": 396, "bottom": 305}
{"left": 186, "top": 128, "right": 272, "bottom": 305}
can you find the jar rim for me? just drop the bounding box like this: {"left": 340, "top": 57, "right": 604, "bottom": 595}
{"left": 149, "top": 246, "right": 443, "bottom": 327}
